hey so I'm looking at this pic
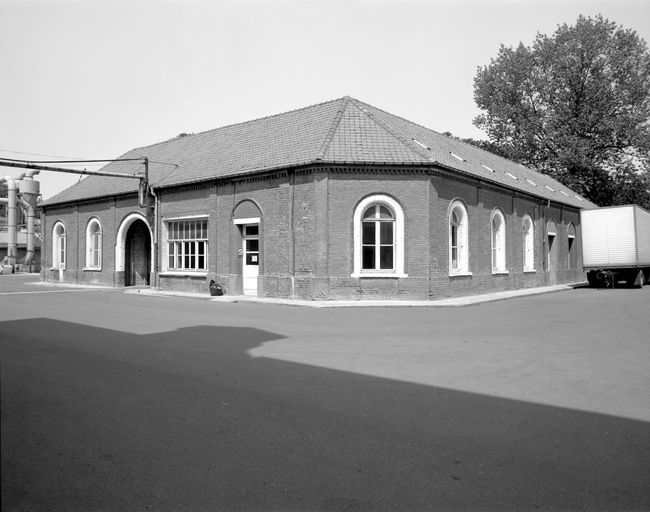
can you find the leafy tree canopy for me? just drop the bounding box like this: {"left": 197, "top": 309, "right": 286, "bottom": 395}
{"left": 473, "top": 15, "right": 650, "bottom": 208}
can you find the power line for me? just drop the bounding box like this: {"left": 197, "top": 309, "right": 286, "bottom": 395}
{"left": 0, "top": 157, "right": 145, "bottom": 164}
{"left": 0, "top": 148, "right": 92, "bottom": 160}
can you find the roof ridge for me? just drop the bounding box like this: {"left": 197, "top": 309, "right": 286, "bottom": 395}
{"left": 348, "top": 98, "right": 434, "bottom": 162}
{"left": 354, "top": 99, "right": 572, "bottom": 188}
{"left": 127, "top": 96, "right": 351, "bottom": 154}
{"left": 315, "top": 97, "right": 350, "bottom": 161}
{"left": 352, "top": 99, "right": 449, "bottom": 137}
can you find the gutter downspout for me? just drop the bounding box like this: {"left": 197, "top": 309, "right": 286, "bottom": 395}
{"left": 150, "top": 186, "right": 159, "bottom": 288}
{"left": 289, "top": 170, "right": 295, "bottom": 298}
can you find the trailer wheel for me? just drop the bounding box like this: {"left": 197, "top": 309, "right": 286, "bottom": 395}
{"left": 625, "top": 269, "right": 644, "bottom": 288}
{"left": 587, "top": 270, "right": 599, "bottom": 287}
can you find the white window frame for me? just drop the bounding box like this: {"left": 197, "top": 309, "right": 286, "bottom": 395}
{"left": 352, "top": 195, "right": 406, "bottom": 278}
{"left": 84, "top": 218, "right": 102, "bottom": 270}
{"left": 52, "top": 221, "right": 66, "bottom": 270}
{"left": 522, "top": 214, "right": 535, "bottom": 272}
{"left": 162, "top": 216, "right": 209, "bottom": 275}
{"left": 449, "top": 200, "right": 470, "bottom": 276}
{"left": 491, "top": 209, "right": 507, "bottom": 274}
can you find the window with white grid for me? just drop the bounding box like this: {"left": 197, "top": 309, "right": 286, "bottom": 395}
{"left": 166, "top": 218, "right": 208, "bottom": 271}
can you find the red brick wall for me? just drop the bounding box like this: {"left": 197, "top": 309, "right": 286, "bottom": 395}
{"left": 41, "top": 195, "right": 151, "bottom": 287}
{"left": 40, "top": 166, "right": 585, "bottom": 299}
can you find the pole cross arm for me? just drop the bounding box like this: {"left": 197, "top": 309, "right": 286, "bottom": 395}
{"left": 0, "top": 158, "right": 145, "bottom": 180}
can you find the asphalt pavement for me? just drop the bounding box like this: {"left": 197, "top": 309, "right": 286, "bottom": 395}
{"left": 1, "top": 275, "right": 649, "bottom": 511}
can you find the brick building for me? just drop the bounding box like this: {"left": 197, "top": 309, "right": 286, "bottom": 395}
{"left": 39, "top": 97, "right": 594, "bottom": 299}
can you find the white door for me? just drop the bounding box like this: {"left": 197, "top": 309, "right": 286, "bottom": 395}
{"left": 243, "top": 224, "right": 259, "bottom": 295}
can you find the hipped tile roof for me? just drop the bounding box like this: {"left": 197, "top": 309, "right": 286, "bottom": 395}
{"left": 42, "top": 97, "right": 594, "bottom": 209}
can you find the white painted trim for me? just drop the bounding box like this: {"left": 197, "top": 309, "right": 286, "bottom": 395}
{"left": 491, "top": 208, "right": 507, "bottom": 273}
{"left": 85, "top": 217, "right": 102, "bottom": 270}
{"left": 449, "top": 200, "right": 470, "bottom": 275}
{"left": 233, "top": 217, "right": 260, "bottom": 225}
{"left": 522, "top": 214, "right": 534, "bottom": 273}
{"left": 162, "top": 214, "right": 209, "bottom": 221}
{"left": 52, "top": 221, "right": 66, "bottom": 270}
{"left": 449, "top": 271, "right": 473, "bottom": 277}
{"left": 115, "top": 213, "right": 153, "bottom": 272}
{"left": 352, "top": 195, "right": 405, "bottom": 276}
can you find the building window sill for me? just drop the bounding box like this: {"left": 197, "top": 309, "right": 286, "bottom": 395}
{"left": 523, "top": 269, "right": 536, "bottom": 273}
{"left": 351, "top": 272, "right": 408, "bottom": 279}
{"left": 449, "top": 271, "right": 472, "bottom": 277}
{"left": 159, "top": 271, "right": 208, "bottom": 277}
{"left": 492, "top": 270, "right": 510, "bottom": 275}
{"left": 83, "top": 267, "right": 102, "bottom": 272}
{"left": 50, "top": 267, "right": 66, "bottom": 271}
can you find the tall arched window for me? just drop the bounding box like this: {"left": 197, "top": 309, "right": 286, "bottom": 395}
{"left": 522, "top": 214, "right": 535, "bottom": 272}
{"left": 352, "top": 195, "right": 406, "bottom": 277}
{"left": 491, "top": 209, "right": 507, "bottom": 273}
{"left": 362, "top": 204, "right": 394, "bottom": 270}
{"left": 449, "top": 200, "right": 469, "bottom": 275}
{"left": 85, "top": 218, "right": 102, "bottom": 269}
{"left": 52, "top": 222, "right": 66, "bottom": 269}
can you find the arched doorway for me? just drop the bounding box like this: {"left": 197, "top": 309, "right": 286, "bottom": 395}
{"left": 125, "top": 220, "right": 151, "bottom": 286}
{"left": 116, "top": 213, "right": 153, "bottom": 287}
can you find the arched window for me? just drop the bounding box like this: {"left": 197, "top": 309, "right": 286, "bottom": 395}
{"left": 522, "top": 215, "right": 535, "bottom": 272}
{"left": 449, "top": 201, "right": 469, "bottom": 275}
{"left": 352, "top": 195, "right": 406, "bottom": 277}
{"left": 85, "top": 218, "right": 102, "bottom": 269}
{"left": 491, "top": 209, "right": 507, "bottom": 273}
{"left": 567, "top": 223, "right": 576, "bottom": 269}
{"left": 362, "top": 204, "right": 394, "bottom": 270}
{"left": 52, "top": 222, "right": 66, "bottom": 269}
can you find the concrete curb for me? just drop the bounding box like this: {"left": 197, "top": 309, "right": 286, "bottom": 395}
{"left": 123, "top": 283, "right": 587, "bottom": 307}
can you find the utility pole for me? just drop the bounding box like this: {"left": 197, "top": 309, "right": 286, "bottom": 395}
{"left": 0, "top": 157, "right": 150, "bottom": 273}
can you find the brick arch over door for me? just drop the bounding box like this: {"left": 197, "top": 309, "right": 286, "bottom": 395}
{"left": 115, "top": 213, "right": 154, "bottom": 285}
{"left": 232, "top": 199, "right": 262, "bottom": 221}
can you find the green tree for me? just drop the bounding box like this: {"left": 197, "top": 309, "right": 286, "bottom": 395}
{"left": 473, "top": 15, "right": 650, "bottom": 208}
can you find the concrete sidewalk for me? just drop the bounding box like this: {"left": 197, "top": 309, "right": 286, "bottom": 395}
{"left": 19, "top": 275, "right": 586, "bottom": 306}
{"left": 124, "top": 282, "right": 586, "bottom": 307}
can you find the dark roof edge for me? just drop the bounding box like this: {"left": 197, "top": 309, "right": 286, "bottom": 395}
{"left": 40, "top": 160, "right": 586, "bottom": 210}
{"left": 430, "top": 160, "right": 586, "bottom": 209}
{"left": 40, "top": 191, "right": 136, "bottom": 208}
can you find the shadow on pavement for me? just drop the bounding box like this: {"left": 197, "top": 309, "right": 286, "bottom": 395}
{"left": 2, "top": 318, "right": 649, "bottom": 511}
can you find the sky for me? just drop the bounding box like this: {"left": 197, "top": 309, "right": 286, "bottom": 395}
{"left": 1, "top": 0, "right": 649, "bottom": 199}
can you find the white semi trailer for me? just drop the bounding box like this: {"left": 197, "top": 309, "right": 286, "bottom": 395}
{"left": 581, "top": 205, "right": 650, "bottom": 288}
